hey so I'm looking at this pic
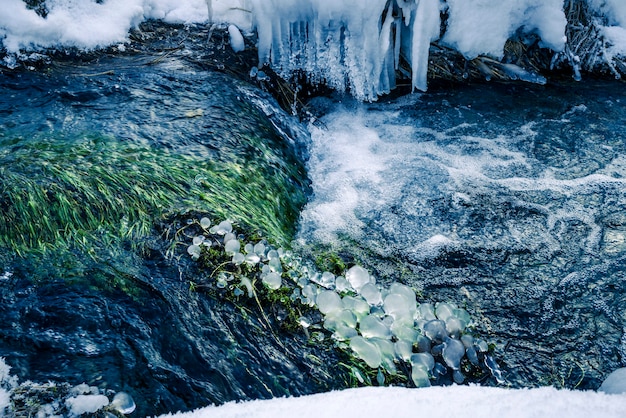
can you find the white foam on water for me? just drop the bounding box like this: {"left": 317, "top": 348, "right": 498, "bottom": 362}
{"left": 297, "top": 95, "right": 626, "bottom": 262}
{"left": 298, "top": 105, "right": 391, "bottom": 243}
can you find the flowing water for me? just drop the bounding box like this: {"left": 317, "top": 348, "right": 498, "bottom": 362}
{"left": 298, "top": 80, "right": 626, "bottom": 388}
{"left": 1, "top": 23, "right": 626, "bottom": 416}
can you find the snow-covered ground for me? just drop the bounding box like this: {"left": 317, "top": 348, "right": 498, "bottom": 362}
{"left": 158, "top": 385, "right": 626, "bottom": 418}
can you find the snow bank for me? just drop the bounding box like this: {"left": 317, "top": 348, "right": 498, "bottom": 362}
{"left": 442, "top": 0, "right": 566, "bottom": 58}
{"left": 0, "top": 0, "right": 210, "bottom": 52}
{"left": 158, "top": 385, "right": 626, "bottom": 418}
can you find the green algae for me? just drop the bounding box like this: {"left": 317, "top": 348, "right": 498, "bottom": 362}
{"left": 0, "top": 127, "right": 307, "bottom": 260}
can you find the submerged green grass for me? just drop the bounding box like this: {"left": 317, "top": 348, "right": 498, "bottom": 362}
{"left": 0, "top": 131, "right": 307, "bottom": 257}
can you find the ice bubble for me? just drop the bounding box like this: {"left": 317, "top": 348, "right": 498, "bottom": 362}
{"left": 223, "top": 232, "right": 236, "bottom": 243}
{"left": 325, "top": 309, "right": 358, "bottom": 331}
{"left": 423, "top": 320, "right": 448, "bottom": 343}
{"left": 383, "top": 293, "right": 413, "bottom": 318}
{"left": 476, "top": 339, "right": 489, "bottom": 353}
{"left": 333, "top": 324, "right": 358, "bottom": 341}
{"left": 411, "top": 352, "right": 435, "bottom": 372}
{"left": 302, "top": 284, "right": 317, "bottom": 300}
{"left": 335, "top": 276, "right": 351, "bottom": 292}
{"left": 390, "top": 322, "right": 418, "bottom": 342}
{"left": 388, "top": 283, "right": 417, "bottom": 304}
{"left": 233, "top": 288, "right": 244, "bottom": 297}
{"left": 442, "top": 337, "right": 465, "bottom": 370}
{"left": 200, "top": 217, "right": 211, "bottom": 229}
{"left": 316, "top": 290, "right": 342, "bottom": 314}
{"left": 262, "top": 272, "right": 282, "bottom": 290}
{"left": 415, "top": 335, "right": 432, "bottom": 353}
{"left": 598, "top": 368, "right": 626, "bottom": 394}
{"left": 453, "top": 308, "right": 471, "bottom": 328}
{"left": 224, "top": 239, "right": 241, "bottom": 254}
{"left": 360, "top": 283, "right": 382, "bottom": 306}
{"left": 245, "top": 253, "right": 260, "bottom": 265}
{"left": 359, "top": 315, "right": 391, "bottom": 339}
{"left": 433, "top": 362, "right": 447, "bottom": 378}
{"left": 435, "top": 302, "right": 455, "bottom": 321}
{"left": 320, "top": 271, "right": 336, "bottom": 288}
{"left": 377, "top": 369, "right": 385, "bottom": 386}
{"left": 216, "top": 220, "right": 233, "bottom": 235}
{"left": 345, "top": 265, "right": 371, "bottom": 292}
{"left": 342, "top": 295, "right": 371, "bottom": 322}
{"left": 267, "top": 249, "right": 279, "bottom": 260}
{"left": 244, "top": 243, "right": 254, "bottom": 254}
{"left": 461, "top": 334, "right": 474, "bottom": 348}
{"left": 431, "top": 344, "right": 443, "bottom": 356}
{"left": 350, "top": 336, "right": 382, "bottom": 368}
{"left": 192, "top": 236, "right": 205, "bottom": 245}
{"left": 232, "top": 252, "right": 245, "bottom": 264}
{"left": 395, "top": 340, "right": 413, "bottom": 362}
{"left": 65, "top": 395, "right": 109, "bottom": 416}
{"left": 111, "top": 392, "right": 136, "bottom": 415}
{"left": 411, "top": 365, "right": 431, "bottom": 388}
{"left": 445, "top": 316, "right": 464, "bottom": 338}
{"left": 373, "top": 338, "right": 397, "bottom": 372}
{"left": 187, "top": 244, "right": 201, "bottom": 259}
{"left": 268, "top": 257, "right": 282, "bottom": 273}
{"left": 254, "top": 242, "right": 266, "bottom": 256}
{"left": 466, "top": 345, "right": 479, "bottom": 366}
{"left": 453, "top": 370, "right": 466, "bottom": 384}
{"left": 417, "top": 303, "right": 437, "bottom": 321}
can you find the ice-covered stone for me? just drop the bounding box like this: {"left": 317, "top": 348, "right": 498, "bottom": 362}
{"left": 232, "top": 252, "right": 245, "bottom": 265}
{"left": 415, "top": 335, "right": 431, "bottom": 353}
{"left": 350, "top": 336, "right": 382, "bottom": 368}
{"left": 200, "top": 217, "right": 211, "bottom": 229}
{"left": 453, "top": 369, "right": 465, "bottom": 384}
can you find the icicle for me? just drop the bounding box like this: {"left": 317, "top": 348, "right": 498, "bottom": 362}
{"left": 409, "top": 0, "right": 440, "bottom": 92}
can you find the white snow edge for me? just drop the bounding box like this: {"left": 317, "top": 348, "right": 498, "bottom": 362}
{"left": 157, "top": 385, "right": 626, "bottom": 418}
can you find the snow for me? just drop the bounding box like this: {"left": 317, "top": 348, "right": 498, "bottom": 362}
{"left": 442, "top": 0, "right": 566, "bottom": 59}
{"left": 158, "top": 385, "right": 626, "bottom": 418}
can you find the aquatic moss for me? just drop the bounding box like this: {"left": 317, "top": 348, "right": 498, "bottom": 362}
{"left": 0, "top": 131, "right": 307, "bottom": 258}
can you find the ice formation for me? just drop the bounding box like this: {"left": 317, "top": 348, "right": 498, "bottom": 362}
{"left": 186, "top": 217, "right": 503, "bottom": 388}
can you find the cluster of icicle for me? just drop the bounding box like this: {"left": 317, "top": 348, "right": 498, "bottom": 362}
{"left": 247, "top": 0, "right": 626, "bottom": 100}
{"left": 250, "top": 0, "right": 441, "bottom": 100}
{"left": 188, "top": 218, "right": 503, "bottom": 387}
